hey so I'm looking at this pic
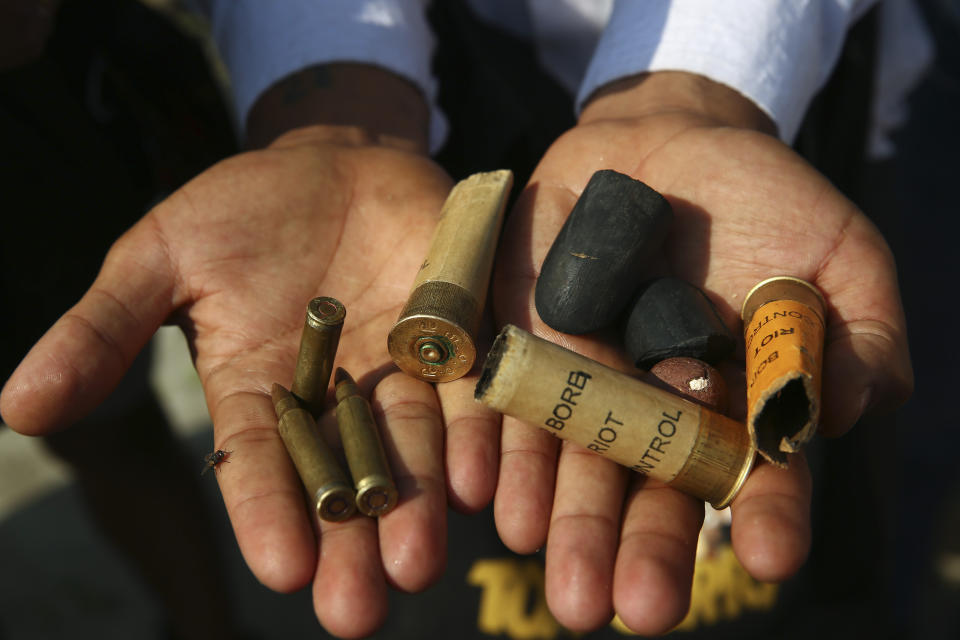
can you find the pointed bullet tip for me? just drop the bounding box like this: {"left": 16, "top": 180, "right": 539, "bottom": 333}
{"left": 334, "top": 367, "right": 352, "bottom": 387}
{"left": 271, "top": 382, "right": 284, "bottom": 401}
{"left": 334, "top": 368, "right": 357, "bottom": 403}
{"left": 271, "top": 383, "right": 295, "bottom": 417}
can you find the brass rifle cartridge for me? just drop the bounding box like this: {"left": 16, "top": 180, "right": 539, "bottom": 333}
{"left": 272, "top": 383, "right": 355, "bottom": 522}
{"left": 334, "top": 368, "right": 398, "bottom": 517}
{"left": 291, "top": 297, "right": 346, "bottom": 415}
{"left": 475, "top": 325, "right": 754, "bottom": 509}
{"left": 740, "top": 276, "right": 827, "bottom": 467}
{"left": 388, "top": 169, "right": 513, "bottom": 382}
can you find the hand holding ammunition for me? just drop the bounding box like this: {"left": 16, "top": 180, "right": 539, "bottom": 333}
{"left": 488, "top": 86, "right": 911, "bottom": 634}
{"left": 0, "top": 128, "right": 474, "bottom": 638}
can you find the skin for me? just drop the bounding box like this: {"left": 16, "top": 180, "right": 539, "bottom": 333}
{"left": 0, "top": 63, "right": 912, "bottom": 636}
{"left": 492, "top": 71, "right": 912, "bottom": 634}
{"left": 1, "top": 65, "right": 499, "bottom": 639}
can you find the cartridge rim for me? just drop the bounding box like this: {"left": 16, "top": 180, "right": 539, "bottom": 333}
{"left": 307, "top": 296, "right": 347, "bottom": 328}
{"left": 355, "top": 475, "right": 399, "bottom": 517}
{"left": 740, "top": 276, "right": 826, "bottom": 325}
{"left": 317, "top": 483, "right": 357, "bottom": 522}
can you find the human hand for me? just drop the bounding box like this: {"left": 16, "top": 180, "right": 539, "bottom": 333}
{"left": 0, "top": 64, "right": 501, "bottom": 637}
{"left": 490, "top": 71, "right": 912, "bottom": 634}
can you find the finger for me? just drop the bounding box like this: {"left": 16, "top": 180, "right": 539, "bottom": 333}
{"left": 544, "top": 442, "right": 628, "bottom": 631}
{"left": 212, "top": 389, "right": 317, "bottom": 593}
{"left": 816, "top": 217, "right": 913, "bottom": 436}
{"left": 612, "top": 480, "right": 704, "bottom": 636}
{"left": 437, "top": 370, "right": 502, "bottom": 513}
{"left": 313, "top": 517, "right": 388, "bottom": 638}
{"left": 729, "top": 453, "right": 812, "bottom": 582}
{"left": 1, "top": 217, "right": 179, "bottom": 434}
{"left": 370, "top": 372, "right": 447, "bottom": 592}
{"left": 820, "top": 319, "right": 912, "bottom": 436}
{"left": 489, "top": 182, "right": 561, "bottom": 553}
{"left": 494, "top": 415, "right": 559, "bottom": 553}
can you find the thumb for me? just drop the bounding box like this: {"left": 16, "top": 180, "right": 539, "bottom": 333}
{"left": 820, "top": 317, "right": 913, "bottom": 436}
{"left": 816, "top": 230, "right": 913, "bottom": 436}
{"left": 1, "top": 217, "right": 179, "bottom": 435}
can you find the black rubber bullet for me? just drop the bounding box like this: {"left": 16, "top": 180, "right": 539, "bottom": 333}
{"left": 624, "top": 277, "right": 735, "bottom": 369}
{"left": 535, "top": 170, "right": 673, "bottom": 334}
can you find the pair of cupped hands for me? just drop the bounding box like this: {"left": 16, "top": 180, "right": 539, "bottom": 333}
{"left": 0, "top": 69, "right": 911, "bottom": 637}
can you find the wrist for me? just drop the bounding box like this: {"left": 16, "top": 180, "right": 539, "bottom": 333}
{"left": 246, "top": 63, "right": 430, "bottom": 153}
{"left": 579, "top": 71, "right": 777, "bottom": 136}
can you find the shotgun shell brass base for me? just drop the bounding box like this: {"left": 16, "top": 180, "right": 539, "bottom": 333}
{"left": 388, "top": 281, "right": 479, "bottom": 382}
{"left": 741, "top": 276, "right": 826, "bottom": 467}
{"left": 335, "top": 369, "right": 399, "bottom": 517}
{"left": 475, "top": 325, "right": 754, "bottom": 508}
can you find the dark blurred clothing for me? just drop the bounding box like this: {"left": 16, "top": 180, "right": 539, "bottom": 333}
{"left": 0, "top": 0, "right": 234, "bottom": 385}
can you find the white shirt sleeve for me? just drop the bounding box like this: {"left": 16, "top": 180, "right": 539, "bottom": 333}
{"left": 205, "top": 0, "right": 446, "bottom": 149}
{"left": 576, "top": 0, "right": 878, "bottom": 143}
{"left": 869, "top": 0, "right": 933, "bottom": 159}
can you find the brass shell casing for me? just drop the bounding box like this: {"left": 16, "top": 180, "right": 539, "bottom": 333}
{"left": 740, "top": 276, "right": 827, "bottom": 467}
{"left": 389, "top": 170, "right": 513, "bottom": 382}
{"left": 291, "top": 297, "right": 346, "bottom": 416}
{"left": 475, "top": 325, "right": 754, "bottom": 509}
{"left": 273, "top": 384, "right": 355, "bottom": 522}
{"left": 334, "top": 369, "right": 398, "bottom": 517}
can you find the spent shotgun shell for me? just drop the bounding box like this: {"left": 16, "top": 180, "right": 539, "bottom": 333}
{"left": 272, "top": 383, "right": 356, "bottom": 522}
{"left": 334, "top": 368, "right": 398, "bottom": 517}
{"left": 388, "top": 170, "right": 513, "bottom": 382}
{"left": 475, "top": 325, "right": 755, "bottom": 509}
{"left": 291, "top": 297, "right": 346, "bottom": 416}
{"left": 740, "top": 276, "right": 827, "bottom": 467}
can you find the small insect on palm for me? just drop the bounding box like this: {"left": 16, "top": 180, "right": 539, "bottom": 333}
{"left": 201, "top": 449, "right": 232, "bottom": 476}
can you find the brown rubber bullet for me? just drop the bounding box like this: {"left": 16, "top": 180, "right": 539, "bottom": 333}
{"left": 645, "top": 357, "right": 729, "bottom": 414}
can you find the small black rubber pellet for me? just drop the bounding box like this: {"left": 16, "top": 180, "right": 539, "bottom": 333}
{"left": 624, "top": 277, "right": 736, "bottom": 369}
{"left": 535, "top": 170, "right": 673, "bottom": 334}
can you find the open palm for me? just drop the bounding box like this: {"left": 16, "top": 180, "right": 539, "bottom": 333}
{"left": 0, "top": 130, "right": 498, "bottom": 637}
{"left": 491, "top": 112, "right": 912, "bottom": 634}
